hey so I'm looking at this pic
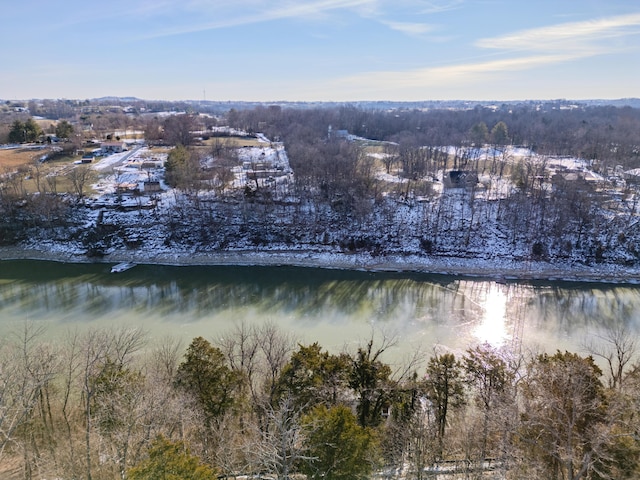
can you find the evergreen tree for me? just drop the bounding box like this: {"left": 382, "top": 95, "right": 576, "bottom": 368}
{"left": 127, "top": 435, "right": 217, "bottom": 480}
{"left": 276, "top": 342, "right": 351, "bottom": 411}
{"left": 301, "top": 404, "right": 380, "bottom": 480}
{"left": 164, "top": 144, "right": 200, "bottom": 189}
{"left": 349, "top": 340, "right": 393, "bottom": 428}
{"left": 174, "top": 336, "right": 241, "bottom": 422}
{"left": 8, "top": 117, "right": 44, "bottom": 143}
{"left": 490, "top": 121, "right": 509, "bottom": 145}
{"left": 55, "top": 120, "right": 74, "bottom": 140}
{"left": 424, "top": 352, "right": 465, "bottom": 457}
{"left": 469, "top": 122, "right": 489, "bottom": 146}
{"left": 8, "top": 120, "right": 26, "bottom": 143}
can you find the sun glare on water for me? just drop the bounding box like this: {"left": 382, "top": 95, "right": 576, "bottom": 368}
{"left": 474, "top": 283, "right": 509, "bottom": 347}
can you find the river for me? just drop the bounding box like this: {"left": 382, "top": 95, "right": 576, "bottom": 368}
{"left": 1, "top": 260, "right": 639, "bottom": 362}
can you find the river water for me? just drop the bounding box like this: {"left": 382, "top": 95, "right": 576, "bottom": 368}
{"left": 1, "top": 260, "right": 639, "bottom": 361}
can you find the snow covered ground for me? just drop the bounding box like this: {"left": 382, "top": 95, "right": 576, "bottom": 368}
{"left": 4, "top": 242, "right": 640, "bottom": 284}
{"left": 4, "top": 136, "right": 640, "bottom": 284}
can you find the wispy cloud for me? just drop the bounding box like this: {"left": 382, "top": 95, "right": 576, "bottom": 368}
{"left": 382, "top": 21, "right": 435, "bottom": 36}
{"left": 136, "top": 0, "right": 461, "bottom": 40}
{"left": 141, "top": 0, "right": 376, "bottom": 39}
{"left": 370, "top": 1, "right": 461, "bottom": 37}
{"left": 476, "top": 12, "right": 640, "bottom": 53}
{"left": 334, "top": 11, "right": 640, "bottom": 96}
{"left": 337, "top": 53, "right": 582, "bottom": 90}
{"left": 416, "top": 0, "right": 464, "bottom": 15}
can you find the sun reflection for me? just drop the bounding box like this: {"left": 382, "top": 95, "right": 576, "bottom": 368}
{"left": 474, "top": 283, "right": 509, "bottom": 347}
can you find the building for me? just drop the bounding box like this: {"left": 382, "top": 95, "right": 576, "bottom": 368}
{"left": 143, "top": 179, "right": 162, "bottom": 192}
{"left": 443, "top": 170, "right": 479, "bottom": 189}
{"left": 101, "top": 141, "right": 127, "bottom": 155}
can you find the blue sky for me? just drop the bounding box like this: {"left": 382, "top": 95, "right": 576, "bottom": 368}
{"left": 1, "top": 0, "right": 639, "bottom": 101}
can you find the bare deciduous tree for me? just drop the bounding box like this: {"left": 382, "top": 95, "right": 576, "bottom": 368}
{"left": 246, "top": 395, "right": 311, "bottom": 480}
{"left": 76, "top": 327, "right": 145, "bottom": 480}
{"left": 66, "top": 166, "right": 95, "bottom": 202}
{"left": 163, "top": 114, "right": 198, "bottom": 147}
{"left": 0, "top": 323, "right": 57, "bottom": 468}
{"left": 519, "top": 351, "right": 609, "bottom": 480}
{"left": 584, "top": 324, "right": 638, "bottom": 390}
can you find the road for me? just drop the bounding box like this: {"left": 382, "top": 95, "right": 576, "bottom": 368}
{"left": 92, "top": 145, "right": 143, "bottom": 171}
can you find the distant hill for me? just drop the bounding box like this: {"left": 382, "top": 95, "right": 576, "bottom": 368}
{"left": 91, "top": 96, "right": 143, "bottom": 103}
{"left": 580, "top": 98, "right": 640, "bottom": 108}
{"left": 2, "top": 97, "right": 639, "bottom": 112}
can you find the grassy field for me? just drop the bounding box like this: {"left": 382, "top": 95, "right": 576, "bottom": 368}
{"left": 0, "top": 146, "right": 92, "bottom": 195}
{"left": 201, "top": 136, "right": 265, "bottom": 148}
{"left": 0, "top": 146, "right": 45, "bottom": 169}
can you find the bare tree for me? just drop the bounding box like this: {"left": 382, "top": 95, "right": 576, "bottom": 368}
{"left": 91, "top": 359, "right": 146, "bottom": 479}
{"left": 76, "top": 327, "right": 146, "bottom": 480}
{"left": 143, "top": 117, "right": 163, "bottom": 144}
{"left": 66, "top": 166, "right": 95, "bottom": 202}
{"left": 246, "top": 395, "right": 311, "bottom": 480}
{"left": 463, "top": 344, "right": 513, "bottom": 464}
{"left": 215, "top": 321, "right": 298, "bottom": 448}
{"left": 519, "top": 351, "right": 609, "bottom": 480}
{"left": 3, "top": 166, "right": 29, "bottom": 198}
{"left": 217, "top": 322, "right": 261, "bottom": 408}
{"left": 30, "top": 159, "right": 46, "bottom": 194}
{"left": 147, "top": 335, "right": 183, "bottom": 384}
{"left": 583, "top": 324, "right": 638, "bottom": 390}
{"left": 45, "top": 171, "right": 59, "bottom": 195}
{"left": 256, "top": 322, "right": 298, "bottom": 409}
{"left": 163, "top": 114, "right": 197, "bottom": 147}
{"left": 0, "top": 323, "right": 57, "bottom": 469}
{"left": 381, "top": 142, "right": 399, "bottom": 174}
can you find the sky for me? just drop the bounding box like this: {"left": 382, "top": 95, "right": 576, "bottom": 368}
{"left": 1, "top": 0, "right": 639, "bottom": 102}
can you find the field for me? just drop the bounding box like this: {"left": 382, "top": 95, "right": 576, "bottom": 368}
{"left": 201, "top": 135, "right": 265, "bottom": 148}
{"left": 0, "top": 146, "right": 87, "bottom": 195}
{"left": 0, "top": 146, "right": 45, "bottom": 169}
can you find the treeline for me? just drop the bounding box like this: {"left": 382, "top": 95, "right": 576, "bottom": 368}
{"left": 1, "top": 323, "right": 640, "bottom": 479}
{"left": 218, "top": 104, "right": 640, "bottom": 263}
{"left": 153, "top": 105, "right": 640, "bottom": 264}
{"left": 4, "top": 100, "right": 640, "bottom": 167}
{"left": 227, "top": 103, "right": 640, "bottom": 169}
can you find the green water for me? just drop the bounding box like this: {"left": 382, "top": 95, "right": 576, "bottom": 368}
{"left": 1, "top": 260, "right": 639, "bottom": 358}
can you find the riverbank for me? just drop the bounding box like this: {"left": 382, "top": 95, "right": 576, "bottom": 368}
{"left": 2, "top": 245, "right": 640, "bottom": 284}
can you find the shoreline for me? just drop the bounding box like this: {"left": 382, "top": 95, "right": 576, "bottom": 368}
{"left": 2, "top": 245, "right": 640, "bottom": 285}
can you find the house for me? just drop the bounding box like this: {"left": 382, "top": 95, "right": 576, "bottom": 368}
{"left": 550, "top": 169, "right": 605, "bottom": 193}
{"left": 116, "top": 182, "right": 139, "bottom": 194}
{"left": 115, "top": 172, "right": 141, "bottom": 194}
{"left": 101, "top": 141, "right": 127, "bottom": 155}
{"left": 623, "top": 168, "right": 640, "bottom": 185}
{"left": 143, "top": 179, "right": 162, "bottom": 192}
{"left": 141, "top": 161, "right": 161, "bottom": 171}
{"left": 443, "top": 170, "right": 479, "bottom": 189}
{"left": 328, "top": 125, "right": 350, "bottom": 140}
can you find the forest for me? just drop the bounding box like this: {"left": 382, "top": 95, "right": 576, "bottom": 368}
{"left": 1, "top": 321, "right": 639, "bottom": 480}
{"left": 2, "top": 100, "right": 640, "bottom": 268}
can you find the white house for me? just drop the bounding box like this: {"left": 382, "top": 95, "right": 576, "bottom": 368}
{"left": 101, "top": 141, "right": 127, "bottom": 155}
